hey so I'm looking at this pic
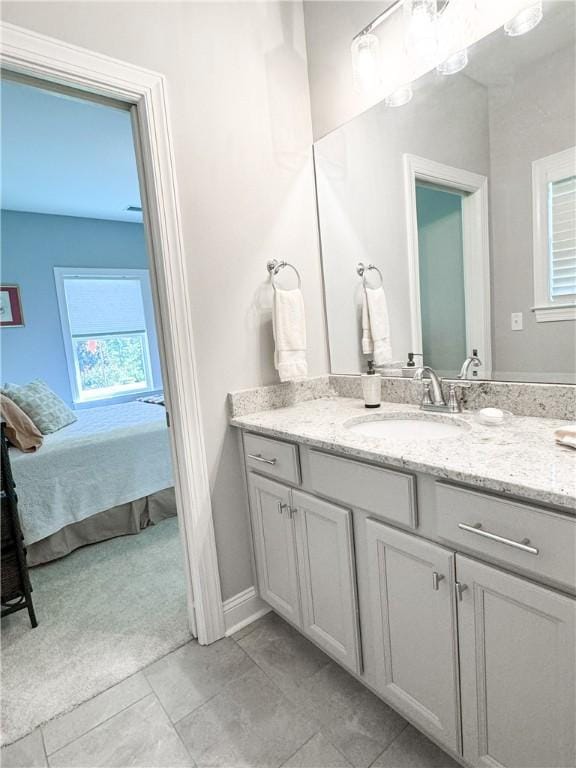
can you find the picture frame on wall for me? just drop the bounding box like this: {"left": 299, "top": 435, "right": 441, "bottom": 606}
{"left": 0, "top": 285, "right": 24, "bottom": 327}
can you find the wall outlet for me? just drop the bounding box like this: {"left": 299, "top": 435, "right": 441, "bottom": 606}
{"left": 511, "top": 312, "right": 523, "bottom": 331}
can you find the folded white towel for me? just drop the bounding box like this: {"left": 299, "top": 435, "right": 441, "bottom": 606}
{"left": 273, "top": 287, "right": 308, "bottom": 382}
{"left": 555, "top": 423, "right": 576, "bottom": 449}
{"left": 361, "top": 285, "right": 393, "bottom": 366}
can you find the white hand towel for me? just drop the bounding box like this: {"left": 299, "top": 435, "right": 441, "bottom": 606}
{"left": 273, "top": 287, "right": 308, "bottom": 382}
{"left": 361, "top": 285, "right": 393, "bottom": 366}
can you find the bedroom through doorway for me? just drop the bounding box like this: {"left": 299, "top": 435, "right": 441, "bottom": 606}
{"left": 0, "top": 75, "right": 191, "bottom": 745}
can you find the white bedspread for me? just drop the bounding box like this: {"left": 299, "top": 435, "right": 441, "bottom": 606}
{"left": 10, "top": 401, "right": 174, "bottom": 545}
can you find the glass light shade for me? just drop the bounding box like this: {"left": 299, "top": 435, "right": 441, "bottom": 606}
{"left": 504, "top": 1, "right": 543, "bottom": 36}
{"left": 384, "top": 84, "right": 413, "bottom": 107}
{"left": 436, "top": 0, "right": 473, "bottom": 75}
{"left": 351, "top": 33, "right": 381, "bottom": 93}
{"left": 437, "top": 48, "right": 468, "bottom": 75}
{"left": 404, "top": 0, "right": 438, "bottom": 61}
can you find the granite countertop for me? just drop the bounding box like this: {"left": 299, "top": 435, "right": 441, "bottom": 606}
{"left": 231, "top": 397, "right": 576, "bottom": 513}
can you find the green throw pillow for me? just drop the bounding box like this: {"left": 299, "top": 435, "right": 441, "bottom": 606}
{"left": 3, "top": 380, "right": 77, "bottom": 435}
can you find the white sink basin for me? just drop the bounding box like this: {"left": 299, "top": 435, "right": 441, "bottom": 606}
{"left": 345, "top": 414, "right": 467, "bottom": 441}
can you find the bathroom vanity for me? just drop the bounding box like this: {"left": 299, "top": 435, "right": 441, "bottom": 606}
{"left": 231, "top": 394, "right": 575, "bottom": 768}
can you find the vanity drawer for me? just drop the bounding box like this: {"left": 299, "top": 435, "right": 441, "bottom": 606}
{"left": 244, "top": 433, "right": 300, "bottom": 485}
{"left": 308, "top": 450, "right": 417, "bottom": 529}
{"left": 436, "top": 483, "right": 576, "bottom": 590}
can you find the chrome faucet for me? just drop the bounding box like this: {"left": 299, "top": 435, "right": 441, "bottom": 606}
{"left": 414, "top": 365, "right": 470, "bottom": 413}
{"left": 459, "top": 349, "right": 482, "bottom": 380}
{"left": 413, "top": 366, "right": 447, "bottom": 409}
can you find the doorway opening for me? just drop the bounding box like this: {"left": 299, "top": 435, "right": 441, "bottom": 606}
{"left": 1, "top": 22, "right": 226, "bottom": 748}
{"left": 0, "top": 74, "right": 192, "bottom": 744}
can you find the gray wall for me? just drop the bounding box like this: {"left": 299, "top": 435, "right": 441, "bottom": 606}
{"left": 1, "top": 1, "right": 329, "bottom": 601}
{"left": 489, "top": 44, "right": 576, "bottom": 381}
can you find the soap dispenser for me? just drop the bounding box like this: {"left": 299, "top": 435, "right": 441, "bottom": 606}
{"left": 362, "top": 360, "right": 381, "bottom": 409}
{"left": 402, "top": 352, "right": 422, "bottom": 378}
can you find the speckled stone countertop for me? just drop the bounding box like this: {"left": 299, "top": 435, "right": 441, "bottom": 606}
{"left": 231, "top": 397, "right": 576, "bottom": 513}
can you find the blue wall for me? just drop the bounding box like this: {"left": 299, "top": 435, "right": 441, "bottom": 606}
{"left": 0, "top": 210, "right": 162, "bottom": 407}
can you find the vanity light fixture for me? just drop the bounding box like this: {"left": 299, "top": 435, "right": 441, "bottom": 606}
{"left": 404, "top": 0, "right": 439, "bottom": 61}
{"left": 435, "top": 0, "right": 474, "bottom": 75}
{"left": 436, "top": 47, "right": 468, "bottom": 75}
{"left": 504, "top": 1, "right": 543, "bottom": 36}
{"left": 351, "top": 0, "right": 450, "bottom": 96}
{"left": 351, "top": 33, "right": 382, "bottom": 93}
{"left": 384, "top": 84, "right": 413, "bottom": 107}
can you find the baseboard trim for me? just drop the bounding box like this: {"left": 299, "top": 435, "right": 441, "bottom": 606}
{"left": 223, "top": 586, "right": 270, "bottom": 636}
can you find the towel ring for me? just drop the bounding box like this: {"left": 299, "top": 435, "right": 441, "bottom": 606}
{"left": 267, "top": 259, "right": 302, "bottom": 289}
{"left": 357, "top": 262, "right": 383, "bottom": 288}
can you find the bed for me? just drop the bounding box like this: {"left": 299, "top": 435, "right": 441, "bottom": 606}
{"left": 9, "top": 400, "right": 176, "bottom": 566}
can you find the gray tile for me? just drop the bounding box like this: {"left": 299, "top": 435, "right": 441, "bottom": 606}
{"left": 281, "top": 733, "right": 352, "bottom": 768}
{"left": 236, "top": 612, "right": 330, "bottom": 697}
{"left": 2, "top": 729, "right": 47, "bottom": 767}
{"left": 42, "top": 672, "right": 151, "bottom": 755}
{"left": 231, "top": 610, "right": 273, "bottom": 641}
{"left": 284, "top": 663, "right": 407, "bottom": 768}
{"left": 283, "top": 659, "right": 366, "bottom": 716}
{"left": 48, "top": 694, "right": 193, "bottom": 768}
{"left": 144, "top": 636, "right": 255, "bottom": 722}
{"left": 176, "top": 665, "right": 319, "bottom": 768}
{"left": 373, "top": 726, "right": 460, "bottom": 768}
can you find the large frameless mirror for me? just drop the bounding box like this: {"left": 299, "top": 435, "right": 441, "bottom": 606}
{"left": 315, "top": 0, "right": 576, "bottom": 383}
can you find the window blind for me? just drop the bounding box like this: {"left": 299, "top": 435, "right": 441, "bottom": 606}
{"left": 550, "top": 175, "right": 576, "bottom": 299}
{"left": 63, "top": 277, "right": 147, "bottom": 336}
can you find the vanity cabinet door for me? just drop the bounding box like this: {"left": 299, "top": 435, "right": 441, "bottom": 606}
{"left": 457, "top": 555, "right": 576, "bottom": 768}
{"left": 292, "top": 490, "right": 361, "bottom": 674}
{"left": 248, "top": 474, "right": 301, "bottom": 627}
{"left": 366, "top": 519, "right": 461, "bottom": 755}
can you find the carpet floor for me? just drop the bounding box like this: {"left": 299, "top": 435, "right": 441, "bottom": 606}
{"left": 1, "top": 517, "right": 190, "bottom": 746}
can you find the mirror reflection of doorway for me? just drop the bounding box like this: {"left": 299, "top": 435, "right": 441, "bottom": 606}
{"left": 415, "top": 183, "right": 467, "bottom": 376}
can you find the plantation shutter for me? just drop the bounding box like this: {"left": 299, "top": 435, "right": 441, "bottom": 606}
{"left": 63, "top": 277, "right": 147, "bottom": 336}
{"left": 549, "top": 175, "right": 576, "bottom": 300}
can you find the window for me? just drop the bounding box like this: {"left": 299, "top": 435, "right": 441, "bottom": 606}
{"left": 532, "top": 147, "right": 576, "bottom": 321}
{"left": 55, "top": 267, "right": 157, "bottom": 403}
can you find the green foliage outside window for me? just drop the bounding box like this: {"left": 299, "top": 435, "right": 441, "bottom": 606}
{"left": 75, "top": 334, "right": 148, "bottom": 392}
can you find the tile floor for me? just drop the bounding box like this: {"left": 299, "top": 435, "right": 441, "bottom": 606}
{"left": 2, "top": 612, "right": 461, "bottom": 768}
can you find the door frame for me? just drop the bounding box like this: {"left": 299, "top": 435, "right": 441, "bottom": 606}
{"left": 0, "top": 22, "right": 226, "bottom": 644}
{"left": 403, "top": 154, "right": 492, "bottom": 377}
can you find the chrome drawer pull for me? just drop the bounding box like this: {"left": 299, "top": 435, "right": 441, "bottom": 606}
{"left": 432, "top": 572, "right": 444, "bottom": 591}
{"left": 458, "top": 522, "right": 539, "bottom": 555}
{"left": 248, "top": 453, "right": 277, "bottom": 466}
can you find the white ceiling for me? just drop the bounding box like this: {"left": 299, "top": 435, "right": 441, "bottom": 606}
{"left": 1, "top": 79, "right": 143, "bottom": 223}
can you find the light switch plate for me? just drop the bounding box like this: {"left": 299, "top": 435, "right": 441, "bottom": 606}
{"left": 511, "top": 312, "right": 523, "bottom": 331}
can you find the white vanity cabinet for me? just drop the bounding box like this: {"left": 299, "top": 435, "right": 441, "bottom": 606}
{"left": 248, "top": 472, "right": 362, "bottom": 674}
{"left": 248, "top": 474, "right": 301, "bottom": 626}
{"left": 366, "top": 519, "right": 461, "bottom": 754}
{"left": 241, "top": 432, "right": 576, "bottom": 768}
{"left": 457, "top": 555, "right": 576, "bottom": 768}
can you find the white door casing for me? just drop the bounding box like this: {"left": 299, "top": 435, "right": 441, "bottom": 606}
{"left": 0, "top": 21, "right": 225, "bottom": 643}
{"left": 403, "top": 154, "right": 492, "bottom": 377}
